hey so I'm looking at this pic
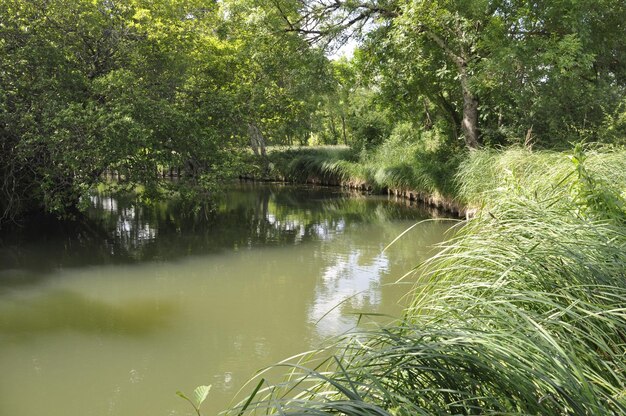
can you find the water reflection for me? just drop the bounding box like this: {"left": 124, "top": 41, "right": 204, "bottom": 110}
{"left": 0, "top": 182, "right": 451, "bottom": 416}
{"left": 311, "top": 250, "right": 390, "bottom": 335}
{"left": 0, "top": 182, "right": 435, "bottom": 275}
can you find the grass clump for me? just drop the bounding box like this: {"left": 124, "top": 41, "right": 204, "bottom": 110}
{"left": 359, "top": 135, "right": 463, "bottom": 196}
{"left": 457, "top": 145, "right": 626, "bottom": 213}
{"left": 227, "top": 145, "right": 626, "bottom": 416}
{"left": 259, "top": 146, "right": 358, "bottom": 184}
{"left": 259, "top": 128, "right": 464, "bottom": 199}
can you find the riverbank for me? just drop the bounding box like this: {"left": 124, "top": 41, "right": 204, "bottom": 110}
{"left": 230, "top": 144, "right": 626, "bottom": 415}
{"left": 241, "top": 145, "right": 469, "bottom": 217}
{"left": 242, "top": 145, "right": 626, "bottom": 219}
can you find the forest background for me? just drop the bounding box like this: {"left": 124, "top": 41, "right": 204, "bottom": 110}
{"left": 1, "top": 0, "right": 625, "bottom": 223}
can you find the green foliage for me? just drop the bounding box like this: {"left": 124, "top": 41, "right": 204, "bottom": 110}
{"left": 570, "top": 144, "right": 626, "bottom": 222}
{"left": 344, "top": 89, "right": 392, "bottom": 151}
{"left": 262, "top": 130, "right": 463, "bottom": 199}
{"left": 3, "top": 0, "right": 624, "bottom": 225}
{"left": 177, "top": 385, "right": 211, "bottom": 416}
{"left": 456, "top": 145, "right": 626, "bottom": 210}
{"left": 0, "top": 0, "right": 237, "bottom": 222}
{"left": 303, "top": 0, "right": 626, "bottom": 149}
{"left": 310, "top": 58, "right": 355, "bottom": 146}
{"left": 255, "top": 146, "right": 357, "bottom": 183}
{"left": 221, "top": 0, "right": 333, "bottom": 146}
{"left": 360, "top": 126, "right": 464, "bottom": 196}
{"left": 0, "top": 0, "right": 333, "bottom": 225}
{"left": 598, "top": 98, "right": 626, "bottom": 145}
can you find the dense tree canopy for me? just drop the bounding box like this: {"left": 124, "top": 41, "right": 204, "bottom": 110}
{"left": 1, "top": 0, "right": 236, "bottom": 221}
{"left": 282, "top": 0, "right": 626, "bottom": 148}
{"left": 0, "top": 0, "right": 331, "bottom": 224}
{"left": 1, "top": 0, "right": 624, "bottom": 225}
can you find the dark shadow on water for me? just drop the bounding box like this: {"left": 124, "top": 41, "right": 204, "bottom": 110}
{"left": 0, "top": 290, "right": 176, "bottom": 340}
{"left": 0, "top": 182, "right": 438, "bottom": 286}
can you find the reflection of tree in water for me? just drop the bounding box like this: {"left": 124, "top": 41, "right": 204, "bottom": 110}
{"left": 0, "top": 183, "right": 435, "bottom": 279}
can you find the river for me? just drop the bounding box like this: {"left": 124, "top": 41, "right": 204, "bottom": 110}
{"left": 0, "top": 183, "right": 449, "bottom": 415}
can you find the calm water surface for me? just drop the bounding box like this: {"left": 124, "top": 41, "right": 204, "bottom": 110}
{"left": 0, "top": 183, "right": 449, "bottom": 415}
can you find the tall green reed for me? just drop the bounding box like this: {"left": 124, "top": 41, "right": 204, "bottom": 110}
{"left": 262, "top": 141, "right": 463, "bottom": 198}
{"left": 228, "top": 145, "right": 626, "bottom": 416}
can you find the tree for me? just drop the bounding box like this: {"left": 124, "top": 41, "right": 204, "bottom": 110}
{"left": 271, "top": 0, "right": 626, "bottom": 148}
{"left": 313, "top": 58, "right": 356, "bottom": 145}
{"left": 271, "top": 0, "right": 485, "bottom": 148}
{"left": 0, "top": 0, "right": 338, "bottom": 225}
{"left": 474, "top": 0, "right": 626, "bottom": 146}
{"left": 220, "top": 0, "right": 333, "bottom": 150}
{"left": 0, "top": 0, "right": 242, "bottom": 224}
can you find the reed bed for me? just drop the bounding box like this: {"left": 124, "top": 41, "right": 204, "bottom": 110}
{"left": 228, "top": 146, "right": 626, "bottom": 416}
{"left": 262, "top": 143, "right": 460, "bottom": 198}
{"left": 457, "top": 146, "right": 626, "bottom": 208}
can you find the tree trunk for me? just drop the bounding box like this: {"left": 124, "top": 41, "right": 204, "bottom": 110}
{"left": 248, "top": 122, "right": 269, "bottom": 174}
{"left": 459, "top": 70, "right": 480, "bottom": 149}
{"left": 423, "top": 99, "right": 433, "bottom": 130}
{"left": 328, "top": 114, "right": 338, "bottom": 144}
{"left": 434, "top": 92, "right": 461, "bottom": 139}
{"left": 422, "top": 28, "right": 480, "bottom": 149}
{"left": 247, "top": 122, "right": 267, "bottom": 158}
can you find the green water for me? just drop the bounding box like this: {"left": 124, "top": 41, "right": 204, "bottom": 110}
{"left": 0, "top": 183, "right": 449, "bottom": 415}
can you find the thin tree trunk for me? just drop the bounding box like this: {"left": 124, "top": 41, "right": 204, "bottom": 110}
{"left": 434, "top": 92, "right": 461, "bottom": 139}
{"left": 247, "top": 122, "right": 267, "bottom": 158}
{"left": 422, "top": 27, "right": 480, "bottom": 149}
{"left": 423, "top": 99, "right": 433, "bottom": 130}
{"left": 328, "top": 115, "right": 338, "bottom": 144}
{"left": 248, "top": 122, "right": 269, "bottom": 174}
{"left": 459, "top": 69, "right": 480, "bottom": 149}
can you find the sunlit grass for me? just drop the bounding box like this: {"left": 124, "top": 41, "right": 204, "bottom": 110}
{"left": 457, "top": 145, "right": 626, "bottom": 208}
{"left": 261, "top": 142, "right": 462, "bottom": 199}
{"left": 226, "top": 145, "right": 626, "bottom": 416}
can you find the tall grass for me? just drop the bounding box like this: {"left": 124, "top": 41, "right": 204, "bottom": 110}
{"left": 227, "top": 145, "right": 626, "bottom": 416}
{"left": 259, "top": 138, "right": 463, "bottom": 199}
{"left": 260, "top": 146, "right": 359, "bottom": 184}
{"left": 457, "top": 145, "right": 626, "bottom": 210}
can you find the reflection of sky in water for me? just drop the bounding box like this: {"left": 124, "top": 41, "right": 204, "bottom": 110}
{"left": 91, "top": 190, "right": 394, "bottom": 338}
{"left": 0, "top": 184, "right": 449, "bottom": 416}
{"left": 91, "top": 194, "right": 158, "bottom": 244}
{"left": 91, "top": 191, "right": 350, "bottom": 252}
{"left": 310, "top": 250, "right": 390, "bottom": 336}
{"left": 266, "top": 214, "right": 346, "bottom": 243}
{"left": 90, "top": 195, "right": 117, "bottom": 212}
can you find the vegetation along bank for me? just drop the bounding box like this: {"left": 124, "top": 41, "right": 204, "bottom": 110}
{"left": 2, "top": 0, "right": 625, "bottom": 227}
{"left": 227, "top": 144, "right": 626, "bottom": 415}
{"left": 242, "top": 144, "right": 468, "bottom": 216}
{"left": 2, "top": 0, "right": 626, "bottom": 413}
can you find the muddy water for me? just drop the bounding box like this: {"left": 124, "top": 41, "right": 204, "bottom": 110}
{"left": 0, "top": 183, "right": 449, "bottom": 415}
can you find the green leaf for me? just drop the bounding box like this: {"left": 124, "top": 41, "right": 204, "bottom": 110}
{"left": 175, "top": 390, "right": 190, "bottom": 402}
{"left": 192, "top": 385, "right": 211, "bottom": 407}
